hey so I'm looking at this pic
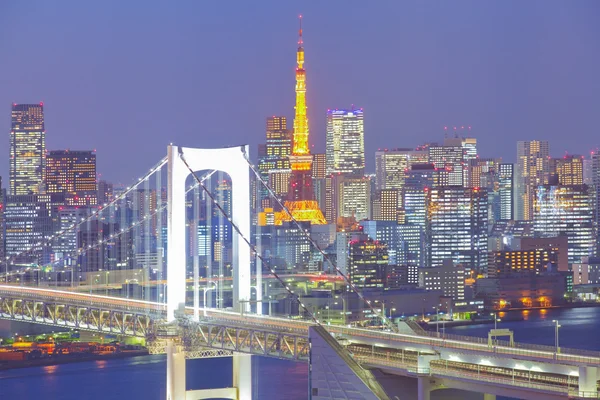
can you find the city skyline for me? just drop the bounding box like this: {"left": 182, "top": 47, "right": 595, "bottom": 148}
{"left": 1, "top": 2, "right": 599, "bottom": 184}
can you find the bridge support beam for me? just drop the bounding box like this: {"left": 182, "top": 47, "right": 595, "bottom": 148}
{"left": 578, "top": 365, "right": 598, "bottom": 394}
{"left": 417, "top": 377, "right": 431, "bottom": 400}
{"left": 233, "top": 353, "right": 252, "bottom": 400}
{"left": 166, "top": 340, "right": 186, "bottom": 400}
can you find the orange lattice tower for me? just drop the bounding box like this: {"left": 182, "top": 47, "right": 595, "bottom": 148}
{"left": 275, "top": 16, "right": 326, "bottom": 225}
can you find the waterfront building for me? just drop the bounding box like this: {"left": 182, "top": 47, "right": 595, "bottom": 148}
{"left": 516, "top": 140, "right": 550, "bottom": 220}
{"left": 427, "top": 187, "right": 488, "bottom": 274}
{"left": 419, "top": 259, "right": 465, "bottom": 301}
{"left": 533, "top": 185, "right": 595, "bottom": 264}
{"left": 475, "top": 272, "right": 569, "bottom": 309}
{"left": 10, "top": 103, "right": 46, "bottom": 195}
{"left": 45, "top": 150, "right": 97, "bottom": 205}
{"left": 326, "top": 108, "right": 365, "bottom": 176}
{"left": 488, "top": 248, "right": 558, "bottom": 277}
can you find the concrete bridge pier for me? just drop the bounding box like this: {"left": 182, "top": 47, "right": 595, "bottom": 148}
{"left": 166, "top": 346, "right": 252, "bottom": 400}
{"left": 166, "top": 340, "right": 186, "bottom": 400}
{"left": 417, "top": 377, "right": 431, "bottom": 400}
{"left": 578, "top": 365, "right": 598, "bottom": 394}
{"left": 233, "top": 353, "right": 252, "bottom": 400}
{"left": 417, "top": 354, "right": 438, "bottom": 400}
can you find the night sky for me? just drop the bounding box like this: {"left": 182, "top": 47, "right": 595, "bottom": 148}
{"left": 0, "top": 1, "right": 598, "bottom": 185}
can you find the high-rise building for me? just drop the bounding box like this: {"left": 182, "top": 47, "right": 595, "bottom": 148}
{"left": 97, "top": 180, "right": 114, "bottom": 205}
{"left": 348, "top": 234, "right": 388, "bottom": 289}
{"left": 403, "top": 164, "right": 447, "bottom": 227}
{"left": 360, "top": 220, "right": 426, "bottom": 267}
{"left": 533, "top": 185, "right": 595, "bottom": 264}
{"left": 592, "top": 153, "right": 600, "bottom": 252}
{"left": 257, "top": 116, "right": 292, "bottom": 203}
{"left": 374, "top": 148, "right": 427, "bottom": 195}
{"left": 443, "top": 136, "right": 477, "bottom": 185}
{"left": 4, "top": 193, "right": 64, "bottom": 266}
{"left": 516, "top": 140, "right": 550, "bottom": 220}
{"left": 551, "top": 155, "right": 584, "bottom": 186}
{"left": 498, "top": 163, "right": 514, "bottom": 220}
{"left": 372, "top": 189, "right": 398, "bottom": 221}
{"left": 312, "top": 153, "right": 326, "bottom": 179}
{"left": 330, "top": 174, "right": 371, "bottom": 222}
{"left": 466, "top": 158, "right": 501, "bottom": 188}
{"left": 274, "top": 18, "right": 326, "bottom": 225}
{"left": 45, "top": 150, "right": 97, "bottom": 205}
{"left": 326, "top": 108, "right": 365, "bottom": 176}
{"left": 427, "top": 187, "right": 488, "bottom": 274}
{"left": 77, "top": 221, "right": 132, "bottom": 272}
{"left": 10, "top": 103, "right": 46, "bottom": 195}
{"left": 428, "top": 145, "right": 464, "bottom": 186}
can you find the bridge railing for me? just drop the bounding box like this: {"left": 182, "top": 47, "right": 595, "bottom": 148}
{"left": 327, "top": 324, "right": 600, "bottom": 365}
{"left": 429, "top": 363, "right": 569, "bottom": 394}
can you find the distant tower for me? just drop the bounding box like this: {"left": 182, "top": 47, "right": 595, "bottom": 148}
{"left": 275, "top": 16, "right": 326, "bottom": 225}
{"left": 10, "top": 103, "right": 46, "bottom": 195}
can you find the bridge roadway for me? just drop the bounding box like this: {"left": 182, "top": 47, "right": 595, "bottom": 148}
{"left": 1, "top": 285, "right": 600, "bottom": 399}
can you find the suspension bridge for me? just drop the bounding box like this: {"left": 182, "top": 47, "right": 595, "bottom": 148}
{"left": 2, "top": 145, "right": 600, "bottom": 400}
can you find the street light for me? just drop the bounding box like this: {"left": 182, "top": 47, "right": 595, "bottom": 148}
{"left": 552, "top": 319, "right": 561, "bottom": 355}
{"left": 203, "top": 281, "right": 218, "bottom": 317}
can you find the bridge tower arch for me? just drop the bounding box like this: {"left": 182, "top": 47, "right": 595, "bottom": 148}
{"left": 167, "top": 144, "right": 251, "bottom": 321}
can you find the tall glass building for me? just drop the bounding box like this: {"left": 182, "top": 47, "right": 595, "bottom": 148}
{"left": 533, "top": 185, "right": 595, "bottom": 264}
{"left": 498, "top": 163, "right": 514, "bottom": 220}
{"left": 10, "top": 103, "right": 46, "bottom": 195}
{"left": 516, "top": 140, "right": 550, "bottom": 220}
{"left": 427, "top": 187, "right": 488, "bottom": 274}
{"left": 326, "top": 108, "right": 365, "bottom": 176}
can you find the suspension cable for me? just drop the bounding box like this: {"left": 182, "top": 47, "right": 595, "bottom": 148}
{"left": 3, "top": 157, "right": 169, "bottom": 269}
{"left": 241, "top": 150, "right": 396, "bottom": 331}
{"left": 5, "top": 170, "right": 218, "bottom": 280}
{"left": 179, "top": 151, "right": 324, "bottom": 326}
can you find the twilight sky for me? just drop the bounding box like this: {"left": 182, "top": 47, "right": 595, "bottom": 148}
{"left": 0, "top": 1, "right": 599, "bottom": 185}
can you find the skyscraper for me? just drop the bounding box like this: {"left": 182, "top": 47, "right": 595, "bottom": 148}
{"left": 428, "top": 145, "right": 464, "bottom": 186}
{"left": 257, "top": 116, "right": 292, "bottom": 203}
{"left": 274, "top": 17, "right": 326, "bottom": 225}
{"left": 329, "top": 174, "right": 371, "bottom": 222}
{"left": 516, "top": 140, "right": 550, "bottom": 220}
{"left": 498, "top": 163, "right": 514, "bottom": 221}
{"left": 552, "top": 155, "right": 584, "bottom": 186}
{"left": 45, "top": 150, "right": 97, "bottom": 205}
{"left": 427, "top": 187, "right": 488, "bottom": 274}
{"left": 374, "top": 148, "right": 427, "bottom": 192}
{"left": 326, "top": 108, "right": 365, "bottom": 176}
{"left": 10, "top": 103, "right": 46, "bottom": 195}
{"left": 533, "top": 185, "right": 595, "bottom": 264}
{"left": 348, "top": 234, "right": 388, "bottom": 289}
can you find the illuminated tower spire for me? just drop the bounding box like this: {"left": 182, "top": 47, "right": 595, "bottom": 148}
{"left": 273, "top": 16, "right": 326, "bottom": 225}
{"left": 293, "top": 15, "right": 309, "bottom": 157}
